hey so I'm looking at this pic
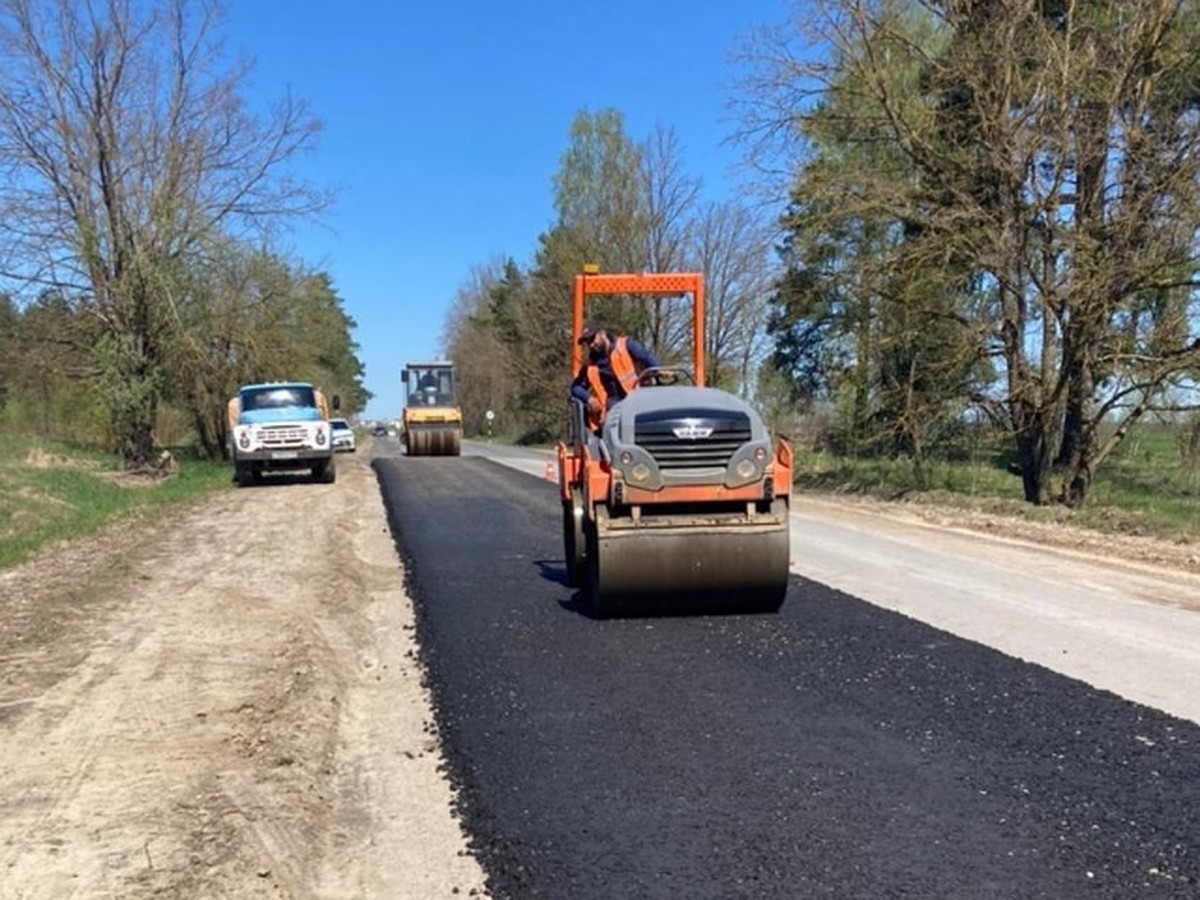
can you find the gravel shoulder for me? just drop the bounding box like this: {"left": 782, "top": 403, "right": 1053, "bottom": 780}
{"left": 801, "top": 490, "right": 1200, "bottom": 595}
{"left": 0, "top": 445, "right": 488, "bottom": 899}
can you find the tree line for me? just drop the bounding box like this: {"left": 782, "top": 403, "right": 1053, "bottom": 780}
{"left": 448, "top": 0, "right": 1200, "bottom": 507}
{"left": 5, "top": 1, "right": 1198, "bottom": 508}
{"left": 442, "top": 112, "right": 782, "bottom": 447}
{"left": 0, "top": 0, "right": 367, "bottom": 468}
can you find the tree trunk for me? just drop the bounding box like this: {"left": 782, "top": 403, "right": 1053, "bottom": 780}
{"left": 1055, "top": 307, "right": 1096, "bottom": 468}
{"left": 1014, "top": 409, "right": 1055, "bottom": 505}
{"left": 118, "top": 414, "right": 158, "bottom": 470}
{"left": 112, "top": 364, "right": 160, "bottom": 470}
{"left": 1063, "top": 459, "right": 1093, "bottom": 507}
{"left": 1058, "top": 385, "right": 1096, "bottom": 507}
{"left": 851, "top": 292, "right": 872, "bottom": 454}
{"left": 1056, "top": 374, "right": 1086, "bottom": 467}
{"left": 1064, "top": 404, "right": 1150, "bottom": 508}
{"left": 193, "top": 408, "right": 224, "bottom": 461}
{"left": 101, "top": 296, "right": 164, "bottom": 471}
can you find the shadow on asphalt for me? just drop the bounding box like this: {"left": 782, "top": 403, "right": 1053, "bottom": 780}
{"left": 534, "top": 559, "right": 570, "bottom": 587}
{"left": 549, "top": 579, "right": 794, "bottom": 622}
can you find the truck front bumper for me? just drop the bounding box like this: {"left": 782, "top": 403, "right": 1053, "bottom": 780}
{"left": 234, "top": 447, "right": 331, "bottom": 467}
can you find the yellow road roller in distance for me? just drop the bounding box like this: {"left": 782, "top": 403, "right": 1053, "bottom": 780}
{"left": 402, "top": 361, "right": 463, "bottom": 456}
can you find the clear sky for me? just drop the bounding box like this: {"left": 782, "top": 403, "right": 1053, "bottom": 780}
{"left": 225, "top": 1, "right": 789, "bottom": 421}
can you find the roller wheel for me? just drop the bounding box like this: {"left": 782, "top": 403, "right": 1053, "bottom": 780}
{"left": 562, "top": 488, "right": 586, "bottom": 587}
{"left": 585, "top": 513, "right": 621, "bottom": 619}
{"left": 585, "top": 500, "right": 790, "bottom": 617}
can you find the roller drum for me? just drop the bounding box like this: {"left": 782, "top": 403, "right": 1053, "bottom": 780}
{"left": 562, "top": 488, "right": 587, "bottom": 587}
{"left": 586, "top": 503, "right": 789, "bottom": 618}
{"left": 405, "top": 424, "right": 462, "bottom": 456}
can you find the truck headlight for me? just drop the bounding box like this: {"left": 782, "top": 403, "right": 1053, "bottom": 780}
{"left": 316, "top": 426, "right": 327, "bottom": 446}
{"left": 736, "top": 459, "right": 758, "bottom": 480}
{"left": 630, "top": 463, "right": 651, "bottom": 483}
{"left": 237, "top": 430, "right": 251, "bottom": 450}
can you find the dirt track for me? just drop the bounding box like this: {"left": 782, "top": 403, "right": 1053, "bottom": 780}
{"left": 0, "top": 446, "right": 488, "bottom": 899}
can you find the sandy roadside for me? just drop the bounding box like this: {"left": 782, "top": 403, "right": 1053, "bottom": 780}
{"left": 0, "top": 447, "right": 489, "bottom": 899}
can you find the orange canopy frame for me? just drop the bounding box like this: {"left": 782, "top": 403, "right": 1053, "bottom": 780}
{"left": 571, "top": 271, "right": 706, "bottom": 388}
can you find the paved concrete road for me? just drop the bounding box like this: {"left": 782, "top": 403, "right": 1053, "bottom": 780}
{"left": 462, "top": 439, "right": 1200, "bottom": 725}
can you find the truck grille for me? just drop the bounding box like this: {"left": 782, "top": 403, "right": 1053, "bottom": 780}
{"left": 259, "top": 425, "right": 308, "bottom": 449}
{"left": 634, "top": 411, "right": 752, "bottom": 469}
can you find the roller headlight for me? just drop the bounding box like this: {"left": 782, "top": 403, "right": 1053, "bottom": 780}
{"left": 736, "top": 458, "right": 758, "bottom": 480}
{"left": 630, "top": 463, "right": 652, "bottom": 483}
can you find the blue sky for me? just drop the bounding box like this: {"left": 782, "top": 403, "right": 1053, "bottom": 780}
{"left": 226, "top": 1, "right": 789, "bottom": 421}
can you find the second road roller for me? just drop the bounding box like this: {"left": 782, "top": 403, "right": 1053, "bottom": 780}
{"left": 557, "top": 269, "right": 792, "bottom": 618}
{"left": 401, "top": 361, "right": 463, "bottom": 456}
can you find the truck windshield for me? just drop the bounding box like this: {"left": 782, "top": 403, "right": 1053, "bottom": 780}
{"left": 242, "top": 386, "right": 317, "bottom": 411}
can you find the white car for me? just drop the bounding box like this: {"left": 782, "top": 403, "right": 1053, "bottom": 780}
{"left": 330, "top": 418, "right": 356, "bottom": 453}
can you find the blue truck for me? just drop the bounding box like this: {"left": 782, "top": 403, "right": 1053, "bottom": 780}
{"left": 226, "top": 382, "right": 339, "bottom": 486}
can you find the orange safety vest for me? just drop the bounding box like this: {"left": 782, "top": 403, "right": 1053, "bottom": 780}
{"left": 584, "top": 336, "right": 640, "bottom": 429}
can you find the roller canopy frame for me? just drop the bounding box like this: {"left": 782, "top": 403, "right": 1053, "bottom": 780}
{"left": 572, "top": 271, "right": 706, "bottom": 387}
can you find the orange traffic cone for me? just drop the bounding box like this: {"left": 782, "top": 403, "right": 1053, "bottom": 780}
{"left": 544, "top": 459, "right": 556, "bottom": 482}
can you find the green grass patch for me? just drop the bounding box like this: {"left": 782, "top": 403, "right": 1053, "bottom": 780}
{"left": 0, "top": 434, "right": 231, "bottom": 570}
{"left": 791, "top": 425, "right": 1200, "bottom": 543}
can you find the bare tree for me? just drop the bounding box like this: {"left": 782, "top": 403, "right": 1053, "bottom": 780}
{"left": 0, "top": 0, "right": 325, "bottom": 468}
{"left": 736, "top": 0, "right": 1200, "bottom": 505}
{"left": 442, "top": 259, "right": 520, "bottom": 438}
{"left": 641, "top": 123, "right": 702, "bottom": 354}
{"left": 688, "top": 200, "right": 778, "bottom": 394}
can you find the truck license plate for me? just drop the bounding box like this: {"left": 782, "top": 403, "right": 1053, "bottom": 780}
{"left": 271, "top": 451, "right": 299, "bottom": 460}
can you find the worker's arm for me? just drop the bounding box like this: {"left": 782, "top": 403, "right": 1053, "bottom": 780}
{"left": 570, "top": 365, "right": 591, "bottom": 404}
{"left": 627, "top": 338, "right": 661, "bottom": 371}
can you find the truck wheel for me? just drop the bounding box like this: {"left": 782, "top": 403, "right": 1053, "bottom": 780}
{"left": 235, "top": 462, "right": 255, "bottom": 488}
{"left": 314, "top": 456, "right": 336, "bottom": 484}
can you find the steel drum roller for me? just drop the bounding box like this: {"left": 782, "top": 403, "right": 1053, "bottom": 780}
{"left": 587, "top": 501, "right": 790, "bottom": 617}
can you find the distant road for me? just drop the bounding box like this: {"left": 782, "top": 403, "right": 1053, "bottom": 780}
{"left": 459, "top": 438, "right": 1200, "bottom": 725}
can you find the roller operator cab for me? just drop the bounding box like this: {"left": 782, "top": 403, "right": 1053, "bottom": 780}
{"left": 557, "top": 270, "right": 793, "bottom": 618}
{"left": 402, "top": 362, "right": 463, "bottom": 456}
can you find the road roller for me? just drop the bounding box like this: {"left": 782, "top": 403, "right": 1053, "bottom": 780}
{"left": 401, "top": 361, "right": 463, "bottom": 456}
{"left": 557, "top": 269, "right": 792, "bottom": 618}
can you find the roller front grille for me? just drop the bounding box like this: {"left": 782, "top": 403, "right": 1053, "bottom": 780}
{"left": 634, "top": 410, "right": 752, "bottom": 470}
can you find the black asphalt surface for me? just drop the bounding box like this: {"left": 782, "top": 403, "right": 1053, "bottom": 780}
{"left": 373, "top": 453, "right": 1199, "bottom": 900}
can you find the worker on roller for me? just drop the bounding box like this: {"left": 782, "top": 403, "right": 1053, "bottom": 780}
{"left": 417, "top": 369, "right": 439, "bottom": 404}
{"left": 570, "top": 324, "right": 660, "bottom": 431}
